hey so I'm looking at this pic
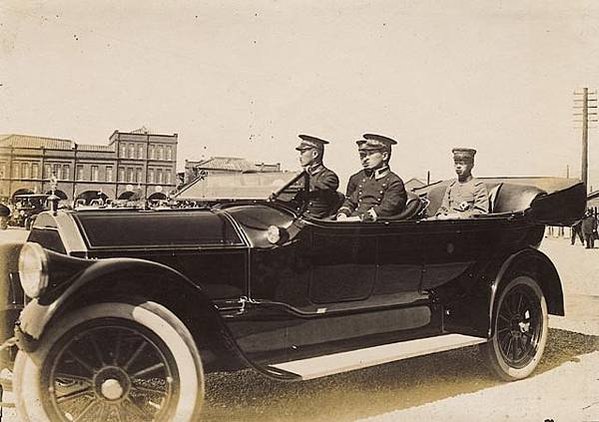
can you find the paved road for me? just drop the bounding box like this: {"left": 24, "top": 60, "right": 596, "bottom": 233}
{"left": 1, "top": 230, "right": 598, "bottom": 421}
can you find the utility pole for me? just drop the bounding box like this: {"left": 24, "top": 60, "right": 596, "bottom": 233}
{"left": 574, "top": 88, "right": 598, "bottom": 190}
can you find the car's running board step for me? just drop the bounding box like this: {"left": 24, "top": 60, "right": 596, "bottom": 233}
{"left": 269, "top": 334, "right": 487, "bottom": 380}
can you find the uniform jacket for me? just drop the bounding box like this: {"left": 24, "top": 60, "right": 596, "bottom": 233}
{"left": 437, "top": 177, "right": 489, "bottom": 217}
{"left": 303, "top": 164, "right": 340, "bottom": 219}
{"left": 338, "top": 167, "right": 407, "bottom": 219}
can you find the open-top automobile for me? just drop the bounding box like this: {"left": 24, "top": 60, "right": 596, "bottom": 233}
{"left": 0, "top": 171, "right": 586, "bottom": 421}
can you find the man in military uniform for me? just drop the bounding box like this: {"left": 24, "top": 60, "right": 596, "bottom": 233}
{"left": 295, "top": 134, "right": 340, "bottom": 219}
{"left": 436, "top": 147, "right": 488, "bottom": 218}
{"left": 337, "top": 133, "right": 407, "bottom": 221}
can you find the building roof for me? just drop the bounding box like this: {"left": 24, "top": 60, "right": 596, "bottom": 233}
{"left": 0, "top": 133, "right": 116, "bottom": 152}
{"left": 77, "top": 144, "right": 115, "bottom": 152}
{"left": 404, "top": 177, "right": 426, "bottom": 191}
{"left": 193, "top": 156, "right": 258, "bottom": 172}
{"left": 0, "top": 134, "right": 74, "bottom": 150}
{"left": 131, "top": 126, "right": 151, "bottom": 134}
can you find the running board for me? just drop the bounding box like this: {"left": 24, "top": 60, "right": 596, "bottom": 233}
{"left": 269, "top": 334, "right": 487, "bottom": 380}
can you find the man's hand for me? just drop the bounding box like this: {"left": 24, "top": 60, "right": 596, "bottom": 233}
{"left": 362, "top": 208, "right": 378, "bottom": 222}
{"left": 336, "top": 213, "right": 348, "bottom": 221}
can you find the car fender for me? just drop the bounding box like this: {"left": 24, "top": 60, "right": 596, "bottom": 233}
{"left": 17, "top": 257, "right": 247, "bottom": 369}
{"left": 488, "top": 247, "right": 564, "bottom": 336}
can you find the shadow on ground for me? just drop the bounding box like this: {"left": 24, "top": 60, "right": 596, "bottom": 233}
{"left": 202, "top": 328, "right": 599, "bottom": 422}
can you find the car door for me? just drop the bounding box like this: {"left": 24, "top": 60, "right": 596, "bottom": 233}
{"left": 307, "top": 222, "right": 376, "bottom": 305}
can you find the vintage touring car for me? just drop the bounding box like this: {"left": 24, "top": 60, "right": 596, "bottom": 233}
{"left": 0, "top": 171, "right": 586, "bottom": 421}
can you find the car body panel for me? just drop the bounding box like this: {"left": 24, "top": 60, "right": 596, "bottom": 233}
{"left": 4, "top": 176, "right": 585, "bottom": 378}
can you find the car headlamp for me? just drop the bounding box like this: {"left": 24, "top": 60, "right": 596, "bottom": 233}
{"left": 266, "top": 225, "right": 281, "bottom": 244}
{"left": 18, "top": 242, "right": 49, "bottom": 298}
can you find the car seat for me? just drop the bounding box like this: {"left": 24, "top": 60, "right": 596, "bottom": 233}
{"left": 382, "top": 192, "right": 424, "bottom": 221}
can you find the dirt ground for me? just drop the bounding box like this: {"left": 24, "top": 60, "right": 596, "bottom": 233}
{"left": 1, "top": 230, "right": 598, "bottom": 421}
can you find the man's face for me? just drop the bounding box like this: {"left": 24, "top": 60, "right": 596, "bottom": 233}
{"left": 359, "top": 149, "right": 387, "bottom": 170}
{"left": 453, "top": 159, "right": 473, "bottom": 178}
{"left": 298, "top": 148, "right": 317, "bottom": 167}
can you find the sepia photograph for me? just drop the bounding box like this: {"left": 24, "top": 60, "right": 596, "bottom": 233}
{"left": 0, "top": 1, "right": 598, "bottom": 420}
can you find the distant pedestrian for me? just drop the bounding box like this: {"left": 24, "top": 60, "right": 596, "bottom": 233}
{"left": 571, "top": 220, "right": 584, "bottom": 245}
{"left": 581, "top": 210, "right": 597, "bottom": 249}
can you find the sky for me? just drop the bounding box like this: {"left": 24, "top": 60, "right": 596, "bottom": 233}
{"left": 1, "top": 0, "right": 599, "bottom": 189}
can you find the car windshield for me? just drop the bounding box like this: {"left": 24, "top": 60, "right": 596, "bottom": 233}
{"left": 174, "top": 171, "right": 306, "bottom": 202}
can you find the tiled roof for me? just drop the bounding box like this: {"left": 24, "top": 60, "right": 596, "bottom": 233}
{"left": 77, "top": 144, "right": 115, "bottom": 152}
{"left": 0, "top": 134, "right": 115, "bottom": 152}
{"left": 0, "top": 134, "right": 74, "bottom": 150}
{"left": 194, "top": 157, "right": 257, "bottom": 172}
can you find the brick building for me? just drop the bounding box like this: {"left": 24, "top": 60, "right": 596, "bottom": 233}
{"left": 0, "top": 127, "right": 177, "bottom": 203}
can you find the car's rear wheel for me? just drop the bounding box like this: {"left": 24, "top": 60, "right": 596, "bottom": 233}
{"left": 14, "top": 301, "right": 204, "bottom": 421}
{"left": 481, "top": 275, "right": 548, "bottom": 381}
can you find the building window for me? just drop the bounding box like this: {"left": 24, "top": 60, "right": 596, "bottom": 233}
{"left": 91, "top": 165, "right": 99, "bottom": 182}
{"left": 127, "top": 167, "right": 133, "bottom": 183}
{"left": 136, "top": 168, "right": 142, "bottom": 183}
{"left": 157, "top": 169, "right": 163, "bottom": 184}
{"left": 53, "top": 164, "right": 60, "bottom": 179}
{"left": 22, "top": 163, "right": 30, "bottom": 179}
{"left": 148, "top": 169, "right": 154, "bottom": 183}
{"left": 106, "top": 166, "right": 113, "bottom": 182}
{"left": 165, "top": 171, "right": 171, "bottom": 184}
{"left": 44, "top": 164, "right": 51, "bottom": 179}
{"left": 149, "top": 145, "right": 155, "bottom": 159}
{"left": 137, "top": 145, "right": 143, "bottom": 159}
{"left": 62, "top": 165, "right": 69, "bottom": 180}
{"left": 31, "top": 163, "right": 39, "bottom": 179}
{"left": 13, "top": 163, "right": 19, "bottom": 179}
{"left": 157, "top": 146, "right": 163, "bottom": 160}
{"left": 76, "top": 165, "right": 84, "bottom": 181}
{"left": 118, "top": 168, "right": 125, "bottom": 182}
{"left": 1, "top": 163, "right": 7, "bottom": 178}
{"left": 166, "top": 146, "right": 172, "bottom": 161}
{"left": 129, "top": 144, "right": 135, "bottom": 159}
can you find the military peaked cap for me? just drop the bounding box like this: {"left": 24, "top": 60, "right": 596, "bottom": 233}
{"left": 296, "top": 134, "right": 330, "bottom": 151}
{"left": 356, "top": 133, "right": 398, "bottom": 151}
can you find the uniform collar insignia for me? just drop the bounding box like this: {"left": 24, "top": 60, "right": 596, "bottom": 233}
{"left": 374, "top": 166, "right": 390, "bottom": 180}
{"left": 307, "top": 163, "right": 325, "bottom": 176}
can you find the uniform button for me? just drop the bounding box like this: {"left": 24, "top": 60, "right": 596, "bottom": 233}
{"left": 379, "top": 190, "right": 383, "bottom": 194}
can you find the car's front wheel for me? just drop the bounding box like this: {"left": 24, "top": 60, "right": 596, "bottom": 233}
{"left": 481, "top": 275, "right": 548, "bottom": 381}
{"left": 14, "top": 301, "right": 204, "bottom": 421}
